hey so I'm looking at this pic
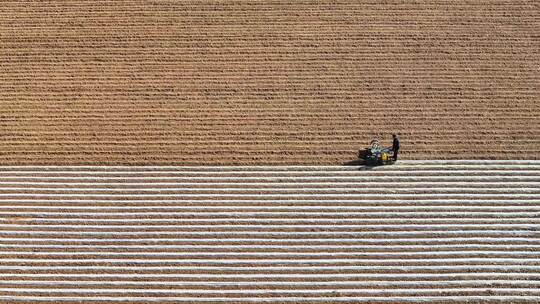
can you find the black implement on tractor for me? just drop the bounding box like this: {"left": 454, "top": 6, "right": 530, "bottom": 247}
{"left": 358, "top": 139, "right": 395, "bottom": 166}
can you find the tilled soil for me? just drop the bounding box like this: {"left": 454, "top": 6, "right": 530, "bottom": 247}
{"left": 0, "top": 1, "right": 539, "bottom": 164}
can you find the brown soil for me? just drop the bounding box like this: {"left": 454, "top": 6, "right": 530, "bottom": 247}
{"left": 0, "top": 1, "right": 538, "bottom": 165}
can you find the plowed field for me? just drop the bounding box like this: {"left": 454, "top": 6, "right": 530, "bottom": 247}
{"left": 0, "top": 1, "right": 538, "bottom": 165}
{"left": 1, "top": 161, "right": 539, "bottom": 303}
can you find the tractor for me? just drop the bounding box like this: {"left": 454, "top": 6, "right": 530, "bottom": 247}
{"left": 358, "top": 139, "right": 395, "bottom": 166}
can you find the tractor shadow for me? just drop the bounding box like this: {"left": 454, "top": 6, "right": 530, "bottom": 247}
{"left": 342, "top": 149, "right": 377, "bottom": 170}
{"left": 342, "top": 158, "right": 377, "bottom": 170}
{"left": 342, "top": 158, "right": 364, "bottom": 166}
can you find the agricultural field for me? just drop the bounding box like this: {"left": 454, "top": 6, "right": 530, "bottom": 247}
{"left": 0, "top": 1, "right": 538, "bottom": 165}
{"left": 0, "top": 161, "right": 539, "bottom": 303}
{"left": 0, "top": 1, "right": 539, "bottom": 303}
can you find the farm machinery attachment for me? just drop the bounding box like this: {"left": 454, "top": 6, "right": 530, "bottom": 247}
{"left": 358, "top": 139, "right": 396, "bottom": 166}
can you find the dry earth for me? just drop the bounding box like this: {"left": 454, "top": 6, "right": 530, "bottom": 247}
{"left": 0, "top": 0, "right": 539, "bottom": 165}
